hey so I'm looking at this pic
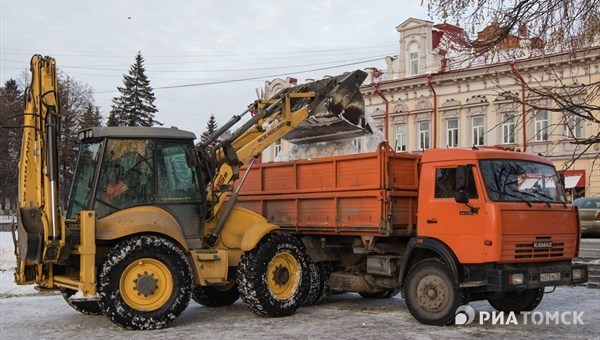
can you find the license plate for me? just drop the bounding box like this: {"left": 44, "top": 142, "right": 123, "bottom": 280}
{"left": 540, "top": 272, "right": 561, "bottom": 282}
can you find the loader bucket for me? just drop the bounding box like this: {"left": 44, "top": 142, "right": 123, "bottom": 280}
{"left": 278, "top": 70, "right": 371, "bottom": 144}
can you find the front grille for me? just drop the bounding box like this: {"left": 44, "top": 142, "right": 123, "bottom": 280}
{"left": 501, "top": 235, "right": 576, "bottom": 262}
{"left": 514, "top": 237, "right": 564, "bottom": 259}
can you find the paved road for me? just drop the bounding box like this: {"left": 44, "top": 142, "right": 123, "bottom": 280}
{"left": 0, "top": 287, "right": 598, "bottom": 339}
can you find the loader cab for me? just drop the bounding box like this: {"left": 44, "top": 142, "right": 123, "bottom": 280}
{"left": 66, "top": 127, "right": 206, "bottom": 237}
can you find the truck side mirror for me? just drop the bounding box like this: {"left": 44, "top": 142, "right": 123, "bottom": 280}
{"left": 455, "top": 191, "right": 469, "bottom": 204}
{"left": 455, "top": 165, "right": 467, "bottom": 191}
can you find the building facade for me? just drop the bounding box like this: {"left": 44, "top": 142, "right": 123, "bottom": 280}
{"left": 263, "top": 18, "right": 600, "bottom": 199}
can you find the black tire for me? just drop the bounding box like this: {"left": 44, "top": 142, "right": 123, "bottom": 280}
{"left": 303, "top": 262, "right": 333, "bottom": 306}
{"left": 314, "top": 262, "right": 332, "bottom": 305}
{"left": 97, "top": 235, "right": 193, "bottom": 330}
{"left": 192, "top": 284, "right": 239, "bottom": 307}
{"left": 404, "top": 258, "right": 462, "bottom": 326}
{"left": 237, "top": 233, "right": 311, "bottom": 317}
{"left": 487, "top": 288, "right": 544, "bottom": 313}
{"left": 59, "top": 287, "right": 102, "bottom": 315}
{"left": 302, "top": 262, "right": 322, "bottom": 306}
{"left": 359, "top": 288, "right": 400, "bottom": 299}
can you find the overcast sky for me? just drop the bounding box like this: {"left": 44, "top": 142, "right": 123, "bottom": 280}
{"left": 1, "top": 1, "right": 428, "bottom": 138}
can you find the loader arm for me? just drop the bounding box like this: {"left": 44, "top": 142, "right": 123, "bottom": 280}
{"left": 204, "top": 70, "right": 368, "bottom": 243}
{"left": 15, "top": 55, "right": 65, "bottom": 282}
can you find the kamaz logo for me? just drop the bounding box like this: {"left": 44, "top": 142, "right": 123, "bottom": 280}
{"left": 533, "top": 241, "right": 553, "bottom": 248}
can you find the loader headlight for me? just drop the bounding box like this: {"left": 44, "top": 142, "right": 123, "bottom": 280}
{"left": 78, "top": 129, "right": 93, "bottom": 140}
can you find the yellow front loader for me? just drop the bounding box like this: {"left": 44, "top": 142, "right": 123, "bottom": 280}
{"left": 10, "top": 54, "right": 368, "bottom": 329}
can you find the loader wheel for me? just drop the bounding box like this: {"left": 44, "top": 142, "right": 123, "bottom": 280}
{"left": 404, "top": 258, "right": 462, "bottom": 326}
{"left": 97, "top": 235, "right": 192, "bottom": 330}
{"left": 487, "top": 288, "right": 544, "bottom": 313}
{"left": 237, "top": 233, "right": 310, "bottom": 317}
{"left": 59, "top": 287, "right": 102, "bottom": 315}
{"left": 192, "top": 283, "right": 239, "bottom": 307}
{"left": 359, "top": 288, "right": 400, "bottom": 299}
{"left": 303, "top": 262, "right": 333, "bottom": 306}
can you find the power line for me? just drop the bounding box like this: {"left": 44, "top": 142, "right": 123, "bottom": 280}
{"left": 93, "top": 57, "right": 382, "bottom": 93}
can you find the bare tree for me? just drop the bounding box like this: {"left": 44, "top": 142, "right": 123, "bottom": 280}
{"left": 423, "top": 0, "right": 599, "bottom": 193}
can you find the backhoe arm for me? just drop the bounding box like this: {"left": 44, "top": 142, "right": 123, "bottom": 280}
{"left": 15, "top": 55, "right": 64, "bottom": 283}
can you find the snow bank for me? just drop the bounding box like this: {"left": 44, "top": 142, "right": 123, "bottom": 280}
{"left": 1, "top": 232, "right": 38, "bottom": 297}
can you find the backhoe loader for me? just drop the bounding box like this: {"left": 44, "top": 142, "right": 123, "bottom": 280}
{"left": 10, "top": 55, "right": 369, "bottom": 330}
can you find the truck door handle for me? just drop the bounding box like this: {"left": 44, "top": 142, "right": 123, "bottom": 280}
{"left": 426, "top": 219, "right": 438, "bottom": 224}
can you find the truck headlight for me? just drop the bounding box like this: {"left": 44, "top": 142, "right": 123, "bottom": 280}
{"left": 572, "top": 268, "right": 584, "bottom": 280}
{"left": 509, "top": 273, "right": 525, "bottom": 285}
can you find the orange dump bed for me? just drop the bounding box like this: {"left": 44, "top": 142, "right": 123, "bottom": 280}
{"left": 236, "top": 144, "right": 420, "bottom": 237}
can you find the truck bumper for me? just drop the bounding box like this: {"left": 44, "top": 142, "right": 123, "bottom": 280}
{"left": 486, "top": 263, "right": 588, "bottom": 291}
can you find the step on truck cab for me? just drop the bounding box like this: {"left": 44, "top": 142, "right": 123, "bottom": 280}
{"left": 236, "top": 143, "right": 588, "bottom": 325}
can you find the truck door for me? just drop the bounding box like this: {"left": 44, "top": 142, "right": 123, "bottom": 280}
{"left": 419, "top": 165, "right": 486, "bottom": 264}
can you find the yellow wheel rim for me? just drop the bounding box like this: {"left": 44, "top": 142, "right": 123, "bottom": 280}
{"left": 267, "top": 252, "right": 300, "bottom": 300}
{"left": 120, "top": 258, "right": 173, "bottom": 312}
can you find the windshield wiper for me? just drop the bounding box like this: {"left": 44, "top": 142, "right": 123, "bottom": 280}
{"left": 518, "top": 190, "right": 551, "bottom": 208}
{"left": 489, "top": 188, "right": 532, "bottom": 207}
{"left": 531, "top": 189, "right": 567, "bottom": 208}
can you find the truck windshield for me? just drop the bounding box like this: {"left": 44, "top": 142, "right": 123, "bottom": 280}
{"left": 479, "top": 159, "right": 566, "bottom": 204}
{"left": 66, "top": 141, "right": 102, "bottom": 218}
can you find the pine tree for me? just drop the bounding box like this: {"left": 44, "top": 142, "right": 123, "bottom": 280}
{"left": 80, "top": 102, "right": 103, "bottom": 128}
{"left": 200, "top": 114, "right": 219, "bottom": 146}
{"left": 0, "top": 79, "right": 24, "bottom": 212}
{"left": 109, "top": 52, "right": 161, "bottom": 127}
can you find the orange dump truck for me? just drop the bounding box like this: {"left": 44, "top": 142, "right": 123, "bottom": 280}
{"left": 236, "top": 143, "right": 588, "bottom": 325}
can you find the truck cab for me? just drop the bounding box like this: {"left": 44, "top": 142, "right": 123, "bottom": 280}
{"left": 408, "top": 147, "right": 588, "bottom": 317}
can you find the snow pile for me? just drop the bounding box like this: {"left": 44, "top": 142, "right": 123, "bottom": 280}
{"left": 276, "top": 111, "right": 386, "bottom": 162}
{"left": 1, "top": 232, "right": 38, "bottom": 296}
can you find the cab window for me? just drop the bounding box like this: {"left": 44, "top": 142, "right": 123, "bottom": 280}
{"left": 94, "top": 139, "right": 154, "bottom": 218}
{"left": 156, "top": 142, "right": 202, "bottom": 202}
{"left": 435, "top": 167, "right": 478, "bottom": 199}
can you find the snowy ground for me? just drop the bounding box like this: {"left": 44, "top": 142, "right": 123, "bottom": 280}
{"left": 1, "top": 233, "right": 599, "bottom": 339}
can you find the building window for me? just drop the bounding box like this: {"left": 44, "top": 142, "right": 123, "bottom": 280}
{"left": 447, "top": 119, "right": 459, "bottom": 148}
{"left": 274, "top": 139, "right": 282, "bottom": 157}
{"left": 472, "top": 116, "right": 484, "bottom": 146}
{"left": 535, "top": 111, "right": 549, "bottom": 141}
{"left": 566, "top": 114, "right": 583, "bottom": 139}
{"left": 502, "top": 114, "right": 515, "bottom": 144}
{"left": 395, "top": 124, "right": 407, "bottom": 152}
{"left": 410, "top": 52, "right": 419, "bottom": 75}
{"left": 418, "top": 121, "right": 430, "bottom": 150}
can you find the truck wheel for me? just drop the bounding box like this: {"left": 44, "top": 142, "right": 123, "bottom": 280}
{"left": 192, "top": 283, "right": 239, "bottom": 307}
{"left": 303, "top": 262, "right": 333, "bottom": 306}
{"left": 314, "top": 262, "right": 333, "bottom": 305}
{"left": 97, "top": 235, "right": 192, "bottom": 330}
{"left": 237, "top": 233, "right": 310, "bottom": 317}
{"left": 302, "top": 262, "right": 322, "bottom": 306}
{"left": 59, "top": 287, "right": 102, "bottom": 315}
{"left": 487, "top": 288, "right": 544, "bottom": 313}
{"left": 404, "top": 258, "right": 461, "bottom": 326}
{"left": 359, "top": 288, "right": 400, "bottom": 299}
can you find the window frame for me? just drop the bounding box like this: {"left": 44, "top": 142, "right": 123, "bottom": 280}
{"left": 535, "top": 110, "right": 549, "bottom": 141}
{"left": 395, "top": 124, "right": 407, "bottom": 152}
{"left": 502, "top": 114, "right": 516, "bottom": 144}
{"left": 472, "top": 116, "right": 485, "bottom": 146}
{"left": 418, "top": 121, "right": 430, "bottom": 150}
{"left": 447, "top": 118, "right": 459, "bottom": 148}
{"left": 409, "top": 51, "right": 419, "bottom": 75}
